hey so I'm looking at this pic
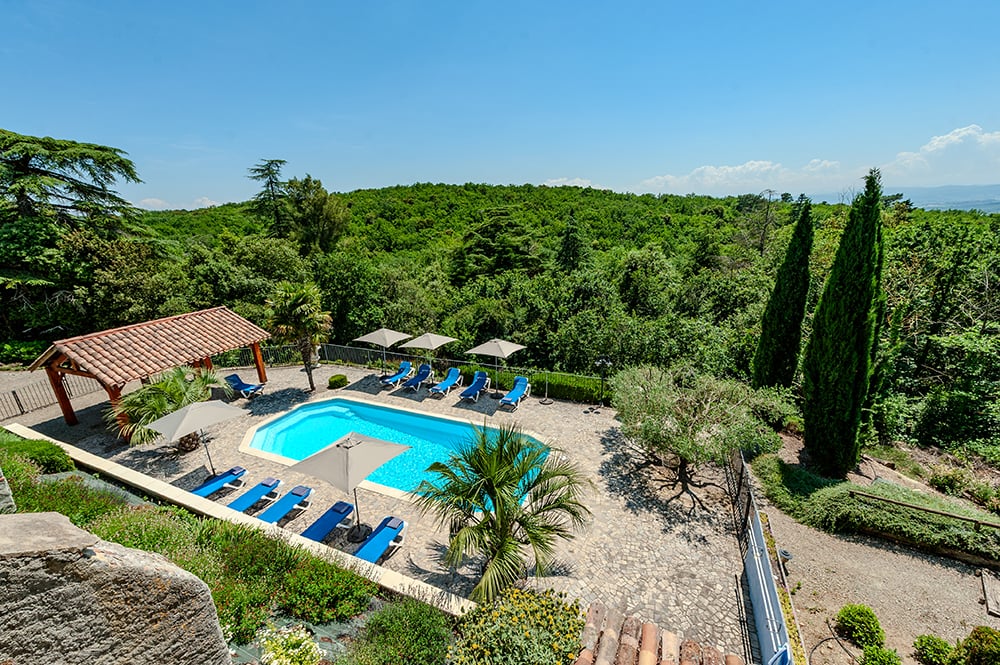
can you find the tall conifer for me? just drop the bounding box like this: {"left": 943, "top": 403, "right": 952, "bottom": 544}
{"left": 802, "top": 169, "right": 884, "bottom": 477}
{"left": 752, "top": 195, "right": 813, "bottom": 389}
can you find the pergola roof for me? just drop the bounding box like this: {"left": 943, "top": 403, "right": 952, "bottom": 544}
{"left": 30, "top": 307, "right": 270, "bottom": 387}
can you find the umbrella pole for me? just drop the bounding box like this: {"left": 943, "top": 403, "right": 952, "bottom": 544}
{"left": 200, "top": 430, "right": 217, "bottom": 477}
{"left": 347, "top": 486, "right": 373, "bottom": 543}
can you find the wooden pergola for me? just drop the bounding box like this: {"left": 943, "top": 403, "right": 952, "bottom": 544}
{"left": 29, "top": 307, "right": 270, "bottom": 426}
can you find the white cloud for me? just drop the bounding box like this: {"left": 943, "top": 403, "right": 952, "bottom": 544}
{"left": 881, "top": 125, "right": 1000, "bottom": 185}
{"left": 637, "top": 125, "right": 1000, "bottom": 195}
{"left": 138, "top": 197, "right": 168, "bottom": 209}
{"left": 193, "top": 197, "right": 219, "bottom": 208}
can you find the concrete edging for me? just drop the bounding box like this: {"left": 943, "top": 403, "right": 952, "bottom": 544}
{"left": 5, "top": 422, "right": 476, "bottom": 618}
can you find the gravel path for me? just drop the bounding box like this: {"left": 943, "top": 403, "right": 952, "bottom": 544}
{"left": 756, "top": 454, "right": 1000, "bottom": 665}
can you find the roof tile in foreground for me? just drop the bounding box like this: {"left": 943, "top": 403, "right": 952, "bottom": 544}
{"left": 30, "top": 307, "right": 270, "bottom": 387}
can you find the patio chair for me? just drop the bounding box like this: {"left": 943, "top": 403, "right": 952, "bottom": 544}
{"left": 225, "top": 373, "right": 264, "bottom": 398}
{"left": 499, "top": 376, "right": 531, "bottom": 411}
{"left": 301, "top": 501, "right": 355, "bottom": 543}
{"left": 258, "top": 485, "right": 313, "bottom": 523}
{"left": 429, "top": 367, "right": 463, "bottom": 397}
{"left": 354, "top": 516, "right": 406, "bottom": 564}
{"left": 381, "top": 361, "right": 413, "bottom": 388}
{"left": 458, "top": 370, "right": 490, "bottom": 403}
{"left": 191, "top": 466, "right": 246, "bottom": 498}
{"left": 402, "top": 363, "right": 433, "bottom": 391}
{"left": 227, "top": 477, "right": 281, "bottom": 513}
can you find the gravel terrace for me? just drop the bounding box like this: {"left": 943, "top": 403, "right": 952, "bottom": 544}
{"left": 2, "top": 364, "right": 748, "bottom": 655}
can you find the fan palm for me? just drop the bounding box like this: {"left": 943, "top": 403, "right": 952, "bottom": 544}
{"left": 105, "top": 366, "right": 227, "bottom": 450}
{"left": 266, "top": 280, "right": 332, "bottom": 391}
{"left": 414, "top": 423, "right": 591, "bottom": 603}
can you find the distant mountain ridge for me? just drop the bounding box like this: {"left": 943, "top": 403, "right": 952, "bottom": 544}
{"left": 812, "top": 184, "right": 1000, "bottom": 212}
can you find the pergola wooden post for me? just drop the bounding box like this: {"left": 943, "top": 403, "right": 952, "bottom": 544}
{"left": 251, "top": 342, "right": 268, "bottom": 383}
{"left": 105, "top": 384, "right": 128, "bottom": 432}
{"left": 44, "top": 366, "right": 78, "bottom": 426}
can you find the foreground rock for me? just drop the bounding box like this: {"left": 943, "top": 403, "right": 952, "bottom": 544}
{"left": 0, "top": 512, "right": 230, "bottom": 665}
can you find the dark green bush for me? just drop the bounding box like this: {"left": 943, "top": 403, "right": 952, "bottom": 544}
{"left": 859, "top": 645, "right": 901, "bottom": 665}
{"left": 213, "top": 578, "right": 274, "bottom": 644}
{"left": 278, "top": 556, "right": 376, "bottom": 624}
{"left": 748, "top": 386, "right": 799, "bottom": 430}
{"left": 202, "top": 520, "right": 306, "bottom": 584}
{"left": 913, "top": 634, "right": 953, "bottom": 665}
{"left": 955, "top": 626, "right": 1000, "bottom": 665}
{"left": 342, "top": 598, "right": 451, "bottom": 665}
{"left": 928, "top": 465, "right": 971, "bottom": 496}
{"left": 835, "top": 604, "right": 885, "bottom": 648}
{"left": 0, "top": 340, "right": 48, "bottom": 365}
{"left": 0, "top": 431, "right": 74, "bottom": 472}
{"left": 450, "top": 587, "right": 583, "bottom": 665}
{"left": 328, "top": 374, "right": 349, "bottom": 389}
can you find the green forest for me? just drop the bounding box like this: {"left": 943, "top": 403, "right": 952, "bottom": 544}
{"left": 2, "top": 130, "right": 998, "bottom": 462}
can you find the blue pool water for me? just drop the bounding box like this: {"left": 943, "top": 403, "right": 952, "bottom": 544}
{"left": 249, "top": 398, "right": 539, "bottom": 492}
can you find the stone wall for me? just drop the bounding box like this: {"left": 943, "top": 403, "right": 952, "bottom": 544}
{"left": 0, "top": 512, "right": 230, "bottom": 665}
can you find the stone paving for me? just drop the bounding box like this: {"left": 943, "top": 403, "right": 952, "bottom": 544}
{"left": 2, "top": 364, "right": 748, "bottom": 653}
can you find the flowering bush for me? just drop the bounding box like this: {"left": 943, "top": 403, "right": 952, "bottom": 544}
{"left": 448, "top": 587, "right": 583, "bottom": 665}
{"left": 257, "top": 624, "right": 321, "bottom": 665}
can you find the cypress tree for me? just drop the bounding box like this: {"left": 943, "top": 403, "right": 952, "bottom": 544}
{"left": 802, "top": 169, "right": 885, "bottom": 477}
{"left": 752, "top": 195, "right": 814, "bottom": 389}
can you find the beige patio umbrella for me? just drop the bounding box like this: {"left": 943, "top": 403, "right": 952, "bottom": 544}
{"left": 286, "top": 432, "right": 410, "bottom": 542}
{"left": 465, "top": 338, "right": 526, "bottom": 398}
{"left": 353, "top": 328, "right": 411, "bottom": 375}
{"left": 146, "top": 400, "right": 246, "bottom": 476}
{"left": 399, "top": 332, "right": 458, "bottom": 367}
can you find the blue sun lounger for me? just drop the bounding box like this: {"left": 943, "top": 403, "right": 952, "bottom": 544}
{"left": 225, "top": 373, "right": 264, "bottom": 398}
{"left": 458, "top": 370, "right": 490, "bottom": 403}
{"left": 381, "top": 361, "right": 412, "bottom": 388}
{"left": 191, "top": 466, "right": 247, "bottom": 498}
{"left": 355, "top": 516, "right": 406, "bottom": 564}
{"left": 227, "top": 477, "right": 281, "bottom": 513}
{"left": 258, "top": 485, "right": 312, "bottom": 523}
{"left": 403, "top": 363, "right": 433, "bottom": 391}
{"left": 429, "top": 367, "right": 463, "bottom": 397}
{"left": 301, "top": 501, "right": 355, "bottom": 542}
{"left": 499, "top": 376, "right": 531, "bottom": 411}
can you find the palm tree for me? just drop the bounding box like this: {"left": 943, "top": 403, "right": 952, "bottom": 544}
{"left": 265, "top": 280, "right": 332, "bottom": 391}
{"left": 105, "top": 366, "right": 227, "bottom": 450}
{"left": 414, "top": 423, "right": 591, "bottom": 603}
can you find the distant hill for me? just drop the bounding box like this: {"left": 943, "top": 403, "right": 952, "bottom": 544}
{"left": 813, "top": 184, "right": 1000, "bottom": 212}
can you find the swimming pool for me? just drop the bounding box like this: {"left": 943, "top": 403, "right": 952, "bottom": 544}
{"left": 247, "top": 398, "right": 540, "bottom": 493}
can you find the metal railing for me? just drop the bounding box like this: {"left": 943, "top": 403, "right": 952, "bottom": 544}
{"left": 726, "top": 449, "right": 792, "bottom": 665}
{"left": 0, "top": 373, "right": 103, "bottom": 421}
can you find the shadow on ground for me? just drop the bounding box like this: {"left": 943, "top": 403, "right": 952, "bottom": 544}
{"left": 246, "top": 388, "right": 310, "bottom": 416}
{"left": 598, "top": 428, "right": 731, "bottom": 542}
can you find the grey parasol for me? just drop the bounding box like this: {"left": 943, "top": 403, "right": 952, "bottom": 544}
{"left": 399, "top": 332, "right": 458, "bottom": 366}
{"left": 353, "top": 328, "right": 412, "bottom": 375}
{"left": 286, "top": 432, "right": 410, "bottom": 542}
{"left": 465, "top": 338, "right": 526, "bottom": 398}
{"left": 146, "top": 400, "right": 246, "bottom": 476}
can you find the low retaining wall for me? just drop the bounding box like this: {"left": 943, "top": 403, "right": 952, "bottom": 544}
{"left": 5, "top": 423, "right": 476, "bottom": 618}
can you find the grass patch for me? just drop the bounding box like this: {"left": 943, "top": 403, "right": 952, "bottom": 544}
{"left": 863, "top": 444, "right": 925, "bottom": 480}
{"left": 753, "top": 454, "right": 1000, "bottom": 562}
{"left": 340, "top": 597, "right": 452, "bottom": 665}
{"left": 0, "top": 428, "right": 74, "bottom": 472}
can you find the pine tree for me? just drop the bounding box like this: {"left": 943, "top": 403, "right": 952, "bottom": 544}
{"left": 752, "top": 195, "right": 813, "bottom": 389}
{"left": 802, "top": 169, "right": 885, "bottom": 477}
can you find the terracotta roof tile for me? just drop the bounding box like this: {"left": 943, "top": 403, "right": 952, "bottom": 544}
{"left": 30, "top": 307, "right": 270, "bottom": 387}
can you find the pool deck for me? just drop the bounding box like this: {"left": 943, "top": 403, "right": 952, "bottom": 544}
{"left": 2, "top": 364, "right": 747, "bottom": 653}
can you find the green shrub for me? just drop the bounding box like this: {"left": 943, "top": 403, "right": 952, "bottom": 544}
{"left": 257, "top": 624, "right": 322, "bottom": 665}
{"left": 860, "top": 645, "right": 901, "bottom": 665}
{"left": 530, "top": 372, "right": 603, "bottom": 403}
{"left": 0, "top": 449, "right": 41, "bottom": 494}
{"left": 328, "top": 374, "right": 349, "bottom": 389}
{"left": 955, "top": 626, "right": 1000, "bottom": 665}
{"left": 913, "top": 634, "right": 953, "bottom": 665}
{"left": 88, "top": 505, "right": 201, "bottom": 556}
{"left": 204, "top": 520, "right": 306, "bottom": 584}
{"left": 14, "top": 475, "right": 128, "bottom": 526}
{"left": 449, "top": 587, "right": 583, "bottom": 665}
{"left": 278, "top": 556, "right": 376, "bottom": 624}
{"left": 836, "top": 604, "right": 885, "bottom": 648}
{"left": 748, "top": 386, "right": 799, "bottom": 431}
{"left": 928, "top": 465, "right": 971, "bottom": 496}
{"left": 0, "top": 340, "right": 48, "bottom": 365}
{"left": 342, "top": 598, "right": 451, "bottom": 665}
{"left": 0, "top": 431, "right": 74, "bottom": 473}
{"left": 214, "top": 578, "right": 274, "bottom": 644}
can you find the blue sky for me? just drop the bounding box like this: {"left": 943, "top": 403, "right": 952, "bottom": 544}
{"left": 6, "top": 1, "right": 1000, "bottom": 209}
